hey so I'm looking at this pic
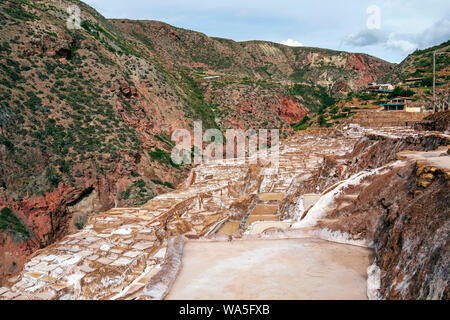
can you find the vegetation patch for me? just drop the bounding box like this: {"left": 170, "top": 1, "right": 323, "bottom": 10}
{"left": 0, "top": 135, "right": 14, "bottom": 152}
{"left": 4, "top": 1, "right": 35, "bottom": 21}
{"left": 46, "top": 166, "right": 62, "bottom": 189}
{"left": 154, "top": 133, "right": 175, "bottom": 147}
{"left": 74, "top": 215, "right": 88, "bottom": 230}
{"left": 152, "top": 179, "right": 175, "bottom": 189}
{"left": 178, "top": 68, "right": 218, "bottom": 129}
{"left": 291, "top": 116, "right": 310, "bottom": 131}
{"left": 149, "top": 148, "right": 181, "bottom": 169}
{"left": 0, "top": 207, "right": 30, "bottom": 240}
{"left": 120, "top": 179, "right": 154, "bottom": 206}
{"left": 289, "top": 84, "right": 335, "bottom": 114}
{"left": 389, "top": 87, "right": 415, "bottom": 99}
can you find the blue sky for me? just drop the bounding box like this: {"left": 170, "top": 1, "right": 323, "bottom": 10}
{"left": 84, "top": 0, "right": 450, "bottom": 63}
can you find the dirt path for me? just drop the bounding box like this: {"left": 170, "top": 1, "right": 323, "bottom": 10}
{"left": 165, "top": 238, "right": 371, "bottom": 300}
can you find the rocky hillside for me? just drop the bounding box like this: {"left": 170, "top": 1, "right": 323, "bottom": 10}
{"left": 380, "top": 40, "right": 450, "bottom": 108}
{"left": 0, "top": 0, "right": 394, "bottom": 282}
{"left": 382, "top": 40, "right": 450, "bottom": 84}
{"left": 0, "top": 0, "right": 208, "bottom": 281}
{"left": 112, "top": 19, "right": 393, "bottom": 98}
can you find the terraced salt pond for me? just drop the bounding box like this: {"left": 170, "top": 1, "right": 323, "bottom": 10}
{"left": 165, "top": 238, "right": 372, "bottom": 300}
{"left": 2, "top": 128, "right": 391, "bottom": 300}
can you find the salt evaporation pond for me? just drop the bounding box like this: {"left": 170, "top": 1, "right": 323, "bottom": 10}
{"left": 166, "top": 238, "right": 371, "bottom": 300}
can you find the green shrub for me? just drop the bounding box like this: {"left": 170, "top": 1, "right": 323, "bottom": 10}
{"left": 318, "top": 115, "right": 327, "bottom": 127}
{"left": 154, "top": 133, "right": 175, "bottom": 147}
{"left": 421, "top": 77, "right": 433, "bottom": 87}
{"left": 0, "top": 135, "right": 14, "bottom": 152}
{"left": 342, "top": 107, "right": 352, "bottom": 113}
{"left": 46, "top": 166, "right": 61, "bottom": 188}
{"left": 0, "top": 207, "right": 30, "bottom": 239}
{"left": 4, "top": 3, "right": 35, "bottom": 21}
{"left": 152, "top": 179, "right": 174, "bottom": 189}
{"left": 289, "top": 68, "right": 307, "bottom": 81}
{"left": 289, "top": 84, "right": 335, "bottom": 113}
{"left": 389, "top": 87, "right": 415, "bottom": 98}
{"left": 135, "top": 179, "right": 146, "bottom": 189}
{"left": 163, "top": 182, "right": 175, "bottom": 189}
{"left": 74, "top": 215, "right": 87, "bottom": 230}
{"left": 120, "top": 187, "right": 132, "bottom": 200}
{"left": 291, "top": 116, "right": 310, "bottom": 131}
{"left": 149, "top": 148, "right": 180, "bottom": 168}
{"left": 358, "top": 92, "right": 378, "bottom": 101}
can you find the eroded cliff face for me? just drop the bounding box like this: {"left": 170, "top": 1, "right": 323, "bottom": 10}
{"left": 281, "top": 130, "right": 449, "bottom": 219}
{"left": 414, "top": 110, "right": 450, "bottom": 133}
{"left": 202, "top": 84, "right": 309, "bottom": 131}
{"left": 319, "top": 155, "right": 449, "bottom": 300}
{"left": 372, "top": 163, "right": 449, "bottom": 299}
{"left": 283, "top": 130, "right": 449, "bottom": 300}
{"left": 0, "top": 185, "right": 102, "bottom": 284}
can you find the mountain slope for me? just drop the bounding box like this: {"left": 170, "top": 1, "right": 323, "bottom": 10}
{"left": 111, "top": 18, "right": 393, "bottom": 130}
{"left": 0, "top": 0, "right": 199, "bottom": 282}
{"left": 382, "top": 40, "right": 450, "bottom": 84}
{"left": 112, "top": 19, "right": 393, "bottom": 92}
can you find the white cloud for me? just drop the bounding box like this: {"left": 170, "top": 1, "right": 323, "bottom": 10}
{"left": 343, "top": 17, "right": 449, "bottom": 60}
{"left": 281, "top": 39, "right": 303, "bottom": 47}
{"left": 416, "top": 18, "right": 450, "bottom": 48}
{"left": 385, "top": 33, "right": 418, "bottom": 54}
{"left": 343, "top": 29, "right": 385, "bottom": 47}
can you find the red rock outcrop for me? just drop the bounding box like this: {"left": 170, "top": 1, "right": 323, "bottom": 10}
{"left": 0, "top": 234, "right": 39, "bottom": 286}
{"left": 0, "top": 186, "right": 78, "bottom": 284}
{"left": 278, "top": 95, "right": 308, "bottom": 124}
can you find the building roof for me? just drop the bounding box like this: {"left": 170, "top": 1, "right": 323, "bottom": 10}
{"left": 405, "top": 77, "right": 423, "bottom": 82}
{"left": 395, "top": 97, "right": 415, "bottom": 100}
{"left": 201, "top": 76, "right": 221, "bottom": 80}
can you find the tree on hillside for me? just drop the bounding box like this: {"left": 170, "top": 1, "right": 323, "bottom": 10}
{"left": 390, "top": 87, "right": 415, "bottom": 99}
{"left": 421, "top": 77, "right": 433, "bottom": 87}
{"left": 318, "top": 115, "right": 327, "bottom": 127}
